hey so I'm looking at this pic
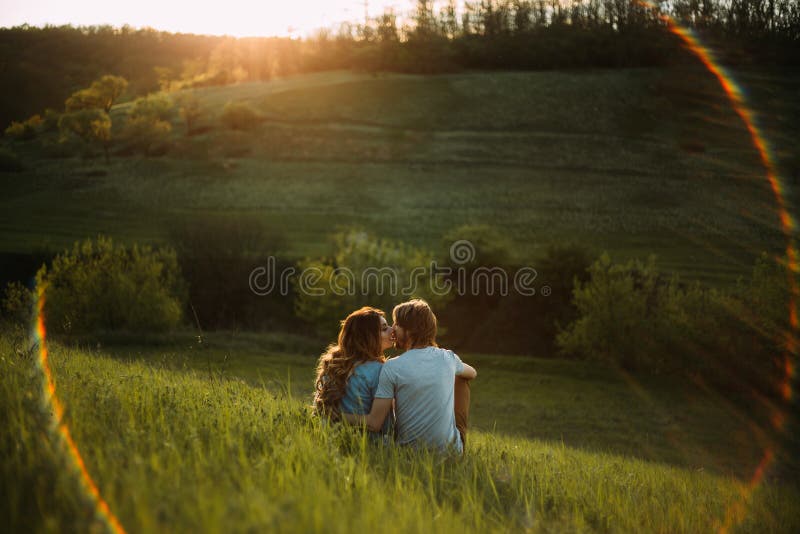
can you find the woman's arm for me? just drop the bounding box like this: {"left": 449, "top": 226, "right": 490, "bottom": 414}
{"left": 341, "top": 397, "right": 393, "bottom": 432}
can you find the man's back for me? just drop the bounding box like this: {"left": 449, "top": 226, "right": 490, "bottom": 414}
{"left": 375, "top": 346, "right": 464, "bottom": 453}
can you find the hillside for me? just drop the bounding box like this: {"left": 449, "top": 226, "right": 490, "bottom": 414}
{"left": 1, "top": 67, "right": 796, "bottom": 286}
{"left": 2, "top": 335, "right": 798, "bottom": 533}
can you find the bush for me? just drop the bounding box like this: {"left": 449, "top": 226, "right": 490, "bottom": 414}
{"left": 4, "top": 114, "right": 43, "bottom": 140}
{"left": 35, "top": 236, "right": 185, "bottom": 335}
{"left": 556, "top": 253, "right": 703, "bottom": 372}
{"left": 120, "top": 94, "right": 175, "bottom": 155}
{"left": 57, "top": 109, "right": 112, "bottom": 160}
{"left": 294, "top": 229, "right": 450, "bottom": 335}
{"left": 556, "top": 251, "right": 796, "bottom": 396}
{"left": 1, "top": 281, "right": 34, "bottom": 329}
{"left": 220, "top": 101, "right": 261, "bottom": 131}
{"left": 128, "top": 94, "right": 174, "bottom": 123}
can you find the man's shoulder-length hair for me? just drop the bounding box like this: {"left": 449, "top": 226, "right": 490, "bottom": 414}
{"left": 392, "top": 299, "right": 437, "bottom": 348}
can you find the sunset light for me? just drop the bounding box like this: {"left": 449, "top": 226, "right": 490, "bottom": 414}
{"left": 1, "top": 0, "right": 406, "bottom": 37}
{"left": 3, "top": 1, "right": 798, "bottom": 532}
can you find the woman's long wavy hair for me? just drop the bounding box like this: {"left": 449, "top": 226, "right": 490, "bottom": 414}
{"left": 314, "top": 307, "right": 386, "bottom": 420}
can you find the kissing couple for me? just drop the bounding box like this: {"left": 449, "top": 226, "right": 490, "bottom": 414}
{"left": 314, "top": 299, "right": 477, "bottom": 454}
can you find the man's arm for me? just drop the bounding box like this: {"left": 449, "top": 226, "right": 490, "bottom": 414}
{"left": 457, "top": 362, "right": 477, "bottom": 380}
{"left": 341, "top": 397, "right": 393, "bottom": 432}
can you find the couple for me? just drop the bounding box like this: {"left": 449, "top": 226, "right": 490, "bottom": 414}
{"left": 313, "top": 299, "right": 477, "bottom": 454}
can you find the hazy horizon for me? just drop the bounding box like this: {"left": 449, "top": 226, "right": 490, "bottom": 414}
{"left": 0, "top": 0, "right": 415, "bottom": 38}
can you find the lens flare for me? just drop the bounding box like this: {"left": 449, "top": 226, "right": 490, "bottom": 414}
{"left": 641, "top": 3, "right": 798, "bottom": 532}
{"left": 26, "top": 5, "right": 796, "bottom": 533}
{"left": 33, "top": 283, "right": 127, "bottom": 534}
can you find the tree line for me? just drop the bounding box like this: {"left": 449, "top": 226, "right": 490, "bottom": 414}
{"left": 2, "top": 0, "right": 798, "bottom": 127}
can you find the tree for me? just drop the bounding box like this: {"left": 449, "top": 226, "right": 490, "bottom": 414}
{"left": 65, "top": 75, "right": 128, "bottom": 113}
{"left": 57, "top": 108, "right": 112, "bottom": 161}
{"left": 121, "top": 94, "right": 174, "bottom": 155}
{"left": 294, "top": 229, "right": 451, "bottom": 334}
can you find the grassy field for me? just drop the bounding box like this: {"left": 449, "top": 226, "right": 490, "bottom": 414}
{"left": 3, "top": 66, "right": 798, "bottom": 530}
{"left": 2, "top": 66, "right": 796, "bottom": 286}
{"left": 2, "top": 332, "right": 798, "bottom": 533}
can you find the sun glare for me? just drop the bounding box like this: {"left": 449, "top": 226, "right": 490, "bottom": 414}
{"left": 1, "top": 0, "right": 406, "bottom": 37}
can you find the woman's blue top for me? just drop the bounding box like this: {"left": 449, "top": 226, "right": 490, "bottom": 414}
{"left": 339, "top": 360, "right": 394, "bottom": 437}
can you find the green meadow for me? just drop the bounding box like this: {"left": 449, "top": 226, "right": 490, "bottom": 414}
{"left": 2, "top": 66, "right": 796, "bottom": 285}
{"left": 2, "top": 63, "right": 799, "bottom": 532}
{"left": 2, "top": 333, "right": 799, "bottom": 533}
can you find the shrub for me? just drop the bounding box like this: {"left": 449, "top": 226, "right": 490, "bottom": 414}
{"left": 556, "top": 253, "right": 701, "bottom": 372}
{"left": 220, "top": 101, "right": 261, "bottom": 131}
{"left": 57, "top": 109, "right": 112, "bottom": 160}
{"left": 41, "top": 108, "right": 61, "bottom": 133}
{"left": 119, "top": 94, "right": 175, "bottom": 155}
{"left": 4, "top": 114, "right": 43, "bottom": 140}
{"left": 35, "top": 236, "right": 185, "bottom": 335}
{"left": 128, "top": 94, "right": 174, "bottom": 123}
{"left": 294, "top": 229, "right": 450, "bottom": 335}
{"left": 440, "top": 223, "right": 514, "bottom": 269}
{"left": 556, "top": 251, "right": 796, "bottom": 396}
{"left": 1, "top": 281, "right": 34, "bottom": 328}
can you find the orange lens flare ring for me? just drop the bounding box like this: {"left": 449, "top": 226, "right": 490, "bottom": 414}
{"left": 644, "top": 2, "right": 798, "bottom": 532}
{"left": 34, "top": 284, "right": 127, "bottom": 534}
{"left": 31, "top": 7, "right": 796, "bottom": 534}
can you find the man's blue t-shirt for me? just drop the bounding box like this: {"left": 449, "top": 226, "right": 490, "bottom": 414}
{"left": 340, "top": 360, "right": 392, "bottom": 435}
{"left": 375, "top": 347, "right": 465, "bottom": 453}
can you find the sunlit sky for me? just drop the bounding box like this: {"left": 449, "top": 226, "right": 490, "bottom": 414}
{"left": 0, "top": 0, "right": 425, "bottom": 37}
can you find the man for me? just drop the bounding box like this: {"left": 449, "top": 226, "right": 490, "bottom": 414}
{"left": 343, "top": 299, "right": 477, "bottom": 453}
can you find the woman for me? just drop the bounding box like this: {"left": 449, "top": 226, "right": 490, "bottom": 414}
{"left": 313, "top": 306, "right": 394, "bottom": 435}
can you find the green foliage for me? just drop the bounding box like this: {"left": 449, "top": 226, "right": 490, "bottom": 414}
{"left": 121, "top": 94, "right": 175, "bottom": 155}
{"left": 35, "top": 236, "right": 185, "bottom": 335}
{"left": 4, "top": 114, "right": 43, "bottom": 140}
{"left": 556, "top": 252, "right": 796, "bottom": 398}
{"left": 57, "top": 108, "right": 112, "bottom": 158}
{"left": 2, "top": 6, "right": 797, "bottom": 129}
{"left": 441, "top": 223, "right": 514, "bottom": 269}
{"left": 1, "top": 281, "right": 34, "bottom": 335}
{"left": 41, "top": 108, "right": 61, "bottom": 132}
{"left": 128, "top": 93, "right": 174, "bottom": 122}
{"left": 65, "top": 75, "right": 128, "bottom": 113}
{"left": 0, "top": 146, "right": 24, "bottom": 172}
{"left": 220, "top": 101, "right": 261, "bottom": 131}
{"left": 294, "top": 229, "right": 450, "bottom": 334}
{"left": 557, "top": 253, "right": 707, "bottom": 372}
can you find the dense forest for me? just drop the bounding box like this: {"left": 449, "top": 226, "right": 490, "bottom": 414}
{"left": 2, "top": 0, "right": 799, "bottom": 127}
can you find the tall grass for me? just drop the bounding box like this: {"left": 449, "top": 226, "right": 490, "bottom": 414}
{"left": 1, "top": 335, "right": 798, "bottom": 532}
